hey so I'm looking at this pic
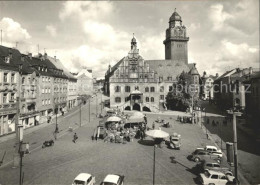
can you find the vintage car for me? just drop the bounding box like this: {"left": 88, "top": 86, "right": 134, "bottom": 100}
{"left": 199, "top": 169, "right": 235, "bottom": 185}
{"left": 198, "top": 159, "right": 233, "bottom": 176}
{"left": 197, "top": 145, "right": 223, "bottom": 158}
{"left": 168, "top": 133, "right": 181, "bottom": 149}
{"left": 72, "top": 173, "right": 95, "bottom": 185}
{"left": 101, "top": 174, "right": 124, "bottom": 185}
{"left": 188, "top": 149, "right": 221, "bottom": 163}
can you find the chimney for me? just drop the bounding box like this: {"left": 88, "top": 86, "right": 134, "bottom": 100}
{"left": 28, "top": 53, "right": 32, "bottom": 59}
{"left": 8, "top": 48, "right": 13, "bottom": 59}
{"left": 54, "top": 56, "right": 56, "bottom": 61}
{"left": 203, "top": 71, "right": 206, "bottom": 77}
{"left": 249, "top": 67, "right": 253, "bottom": 74}
{"left": 44, "top": 53, "right": 47, "bottom": 60}
{"left": 21, "top": 55, "right": 25, "bottom": 62}
{"left": 216, "top": 73, "right": 219, "bottom": 78}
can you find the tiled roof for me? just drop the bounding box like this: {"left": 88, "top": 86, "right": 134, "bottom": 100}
{"left": 145, "top": 60, "right": 191, "bottom": 80}
{"left": 48, "top": 56, "right": 76, "bottom": 81}
{"left": 0, "top": 45, "right": 33, "bottom": 74}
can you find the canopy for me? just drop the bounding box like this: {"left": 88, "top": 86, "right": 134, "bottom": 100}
{"left": 107, "top": 116, "right": 122, "bottom": 122}
{"left": 132, "top": 112, "right": 144, "bottom": 118}
{"left": 146, "top": 129, "right": 169, "bottom": 139}
{"left": 126, "top": 118, "right": 144, "bottom": 123}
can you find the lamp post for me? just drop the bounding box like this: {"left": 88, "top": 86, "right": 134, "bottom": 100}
{"left": 18, "top": 125, "right": 24, "bottom": 185}
{"left": 80, "top": 98, "right": 82, "bottom": 127}
{"left": 153, "top": 144, "right": 155, "bottom": 185}
{"left": 89, "top": 97, "right": 90, "bottom": 122}
{"left": 227, "top": 108, "right": 242, "bottom": 182}
{"left": 96, "top": 93, "right": 98, "bottom": 117}
{"left": 13, "top": 64, "right": 23, "bottom": 168}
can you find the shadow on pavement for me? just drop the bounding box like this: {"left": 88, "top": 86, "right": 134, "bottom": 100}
{"left": 137, "top": 139, "right": 155, "bottom": 146}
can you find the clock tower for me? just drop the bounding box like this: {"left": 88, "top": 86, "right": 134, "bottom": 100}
{"left": 163, "top": 9, "right": 189, "bottom": 64}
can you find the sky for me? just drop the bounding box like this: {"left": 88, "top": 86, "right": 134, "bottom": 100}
{"left": 0, "top": 0, "right": 259, "bottom": 79}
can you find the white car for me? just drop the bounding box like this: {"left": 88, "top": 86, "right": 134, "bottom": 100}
{"left": 72, "top": 173, "right": 95, "bottom": 185}
{"left": 197, "top": 145, "right": 223, "bottom": 158}
{"left": 200, "top": 169, "right": 235, "bottom": 185}
{"left": 101, "top": 174, "right": 124, "bottom": 185}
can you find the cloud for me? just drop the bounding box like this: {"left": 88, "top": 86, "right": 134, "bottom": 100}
{"left": 46, "top": 25, "right": 57, "bottom": 37}
{"left": 0, "top": 17, "right": 31, "bottom": 45}
{"left": 59, "top": 1, "right": 113, "bottom": 21}
{"left": 209, "top": 4, "right": 233, "bottom": 31}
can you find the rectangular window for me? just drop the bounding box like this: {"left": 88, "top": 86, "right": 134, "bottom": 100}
{"left": 160, "top": 95, "right": 164, "bottom": 100}
{"left": 10, "top": 93, "right": 15, "bottom": 101}
{"left": 169, "top": 86, "right": 173, "bottom": 92}
{"left": 4, "top": 73, "right": 8, "bottom": 83}
{"left": 3, "top": 93, "right": 7, "bottom": 103}
{"left": 11, "top": 73, "right": 15, "bottom": 83}
{"left": 42, "top": 100, "right": 44, "bottom": 105}
{"left": 115, "top": 97, "right": 121, "bottom": 103}
{"left": 160, "top": 86, "right": 164, "bottom": 92}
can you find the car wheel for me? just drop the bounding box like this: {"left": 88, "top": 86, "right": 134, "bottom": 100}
{"left": 194, "top": 157, "right": 200, "bottom": 162}
{"left": 209, "top": 183, "right": 215, "bottom": 185}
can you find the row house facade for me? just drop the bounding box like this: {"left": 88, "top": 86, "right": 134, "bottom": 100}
{"left": 0, "top": 53, "right": 19, "bottom": 135}
{"left": 0, "top": 45, "right": 80, "bottom": 136}
{"left": 214, "top": 67, "right": 256, "bottom": 111}
{"left": 243, "top": 72, "right": 260, "bottom": 129}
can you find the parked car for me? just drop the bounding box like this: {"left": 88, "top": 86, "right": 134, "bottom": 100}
{"left": 168, "top": 133, "right": 181, "bottom": 149}
{"left": 72, "top": 173, "right": 95, "bottom": 185}
{"left": 199, "top": 169, "right": 235, "bottom": 185}
{"left": 197, "top": 145, "right": 223, "bottom": 158}
{"left": 101, "top": 174, "right": 124, "bottom": 185}
{"left": 199, "top": 159, "right": 233, "bottom": 175}
{"left": 189, "top": 149, "right": 221, "bottom": 163}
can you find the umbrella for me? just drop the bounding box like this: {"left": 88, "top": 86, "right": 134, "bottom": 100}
{"left": 146, "top": 129, "right": 169, "bottom": 139}
{"left": 107, "top": 116, "right": 122, "bottom": 122}
{"left": 132, "top": 112, "right": 144, "bottom": 117}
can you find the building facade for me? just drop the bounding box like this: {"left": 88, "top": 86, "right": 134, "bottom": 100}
{"left": 0, "top": 51, "right": 19, "bottom": 135}
{"left": 76, "top": 67, "right": 93, "bottom": 96}
{"left": 244, "top": 72, "right": 260, "bottom": 128}
{"left": 201, "top": 72, "right": 218, "bottom": 100}
{"left": 105, "top": 10, "right": 199, "bottom": 112}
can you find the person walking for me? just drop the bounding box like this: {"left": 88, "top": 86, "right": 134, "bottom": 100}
{"left": 73, "top": 133, "right": 78, "bottom": 143}
{"left": 144, "top": 114, "right": 147, "bottom": 124}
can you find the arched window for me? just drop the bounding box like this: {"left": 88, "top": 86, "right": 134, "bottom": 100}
{"left": 151, "top": 97, "right": 154, "bottom": 102}
{"left": 160, "top": 86, "right": 164, "bottom": 92}
{"left": 135, "top": 86, "right": 139, "bottom": 90}
{"left": 125, "top": 86, "right": 131, "bottom": 92}
{"left": 115, "top": 97, "right": 121, "bottom": 103}
{"left": 115, "top": 86, "right": 121, "bottom": 92}
{"left": 145, "top": 87, "right": 149, "bottom": 92}
{"left": 146, "top": 97, "right": 149, "bottom": 102}
{"left": 150, "top": 87, "right": 155, "bottom": 92}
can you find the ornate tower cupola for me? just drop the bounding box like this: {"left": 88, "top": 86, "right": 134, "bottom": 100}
{"left": 163, "top": 8, "right": 189, "bottom": 64}
{"left": 131, "top": 33, "right": 137, "bottom": 50}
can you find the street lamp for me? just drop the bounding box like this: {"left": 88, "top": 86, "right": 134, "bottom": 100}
{"left": 13, "top": 64, "right": 23, "bottom": 168}
{"left": 227, "top": 107, "right": 242, "bottom": 183}
{"left": 191, "top": 90, "right": 198, "bottom": 124}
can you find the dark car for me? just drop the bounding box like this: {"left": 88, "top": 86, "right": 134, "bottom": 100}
{"left": 97, "top": 125, "right": 107, "bottom": 139}
{"left": 189, "top": 149, "right": 221, "bottom": 162}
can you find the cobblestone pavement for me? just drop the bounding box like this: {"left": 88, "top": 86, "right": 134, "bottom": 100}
{"left": 1, "top": 110, "right": 227, "bottom": 185}
{"left": 0, "top": 97, "right": 254, "bottom": 185}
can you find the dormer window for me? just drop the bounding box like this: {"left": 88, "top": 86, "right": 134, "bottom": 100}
{"left": 38, "top": 66, "right": 41, "bottom": 71}
{"left": 5, "top": 57, "right": 10, "bottom": 63}
{"left": 45, "top": 68, "right": 47, "bottom": 72}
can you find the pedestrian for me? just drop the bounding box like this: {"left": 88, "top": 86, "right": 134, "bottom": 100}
{"left": 206, "top": 133, "right": 209, "bottom": 140}
{"left": 73, "top": 133, "right": 78, "bottom": 143}
{"left": 152, "top": 122, "right": 155, "bottom": 130}
{"left": 95, "top": 133, "right": 98, "bottom": 142}
{"left": 144, "top": 114, "right": 147, "bottom": 124}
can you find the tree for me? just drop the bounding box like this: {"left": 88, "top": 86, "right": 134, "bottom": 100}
{"left": 166, "top": 71, "right": 200, "bottom": 111}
